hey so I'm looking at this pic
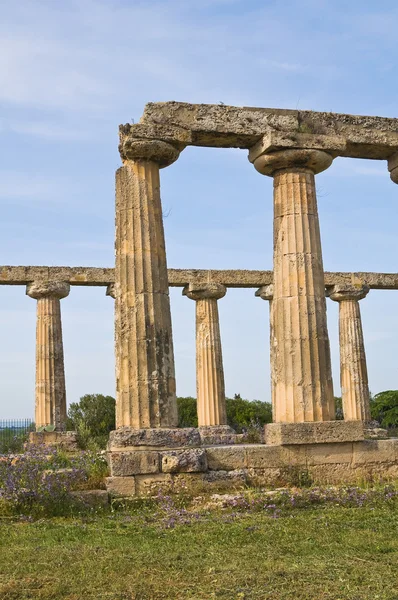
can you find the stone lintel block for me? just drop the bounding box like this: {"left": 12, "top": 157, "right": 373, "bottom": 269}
{"left": 161, "top": 449, "right": 207, "bottom": 473}
{"left": 305, "top": 442, "right": 354, "bottom": 465}
{"left": 28, "top": 431, "right": 78, "bottom": 451}
{"left": 108, "top": 427, "right": 201, "bottom": 450}
{"left": 206, "top": 446, "right": 247, "bottom": 470}
{"left": 248, "top": 131, "right": 346, "bottom": 163}
{"left": 106, "top": 476, "right": 136, "bottom": 497}
{"left": 109, "top": 450, "right": 159, "bottom": 476}
{"left": 265, "top": 421, "right": 364, "bottom": 445}
{"left": 352, "top": 439, "right": 398, "bottom": 466}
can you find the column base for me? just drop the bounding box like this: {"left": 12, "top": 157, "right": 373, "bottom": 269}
{"left": 28, "top": 430, "right": 79, "bottom": 451}
{"left": 264, "top": 421, "right": 364, "bottom": 446}
{"left": 107, "top": 426, "right": 243, "bottom": 492}
{"left": 198, "top": 425, "right": 242, "bottom": 445}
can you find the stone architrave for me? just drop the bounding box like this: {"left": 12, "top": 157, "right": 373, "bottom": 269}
{"left": 256, "top": 284, "right": 275, "bottom": 418}
{"left": 26, "top": 281, "right": 70, "bottom": 431}
{"left": 183, "top": 283, "right": 227, "bottom": 427}
{"left": 249, "top": 149, "right": 335, "bottom": 423}
{"left": 327, "top": 284, "right": 371, "bottom": 422}
{"left": 115, "top": 133, "right": 183, "bottom": 428}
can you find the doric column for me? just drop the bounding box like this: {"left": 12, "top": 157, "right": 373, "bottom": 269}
{"left": 115, "top": 134, "right": 183, "bottom": 428}
{"left": 249, "top": 148, "right": 335, "bottom": 423}
{"left": 327, "top": 284, "right": 370, "bottom": 422}
{"left": 183, "top": 283, "right": 227, "bottom": 427}
{"left": 255, "top": 284, "right": 275, "bottom": 419}
{"left": 26, "top": 281, "right": 70, "bottom": 431}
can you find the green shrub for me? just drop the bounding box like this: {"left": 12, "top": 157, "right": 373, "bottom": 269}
{"left": 370, "top": 391, "right": 398, "bottom": 428}
{"left": 177, "top": 394, "right": 272, "bottom": 432}
{"left": 225, "top": 394, "right": 272, "bottom": 432}
{"left": 67, "top": 394, "right": 116, "bottom": 449}
{"left": 177, "top": 397, "right": 198, "bottom": 428}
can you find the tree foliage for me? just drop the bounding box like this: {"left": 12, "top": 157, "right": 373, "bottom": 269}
{"left": 225, "top": 394, "right": 272, "bottom": 431}
{"left": 67, "top": 394, "right": 116, "bottom": 449}
{"left": 177, "top": 394, "right": 272, "bottom": 431}
{"left": 177, "top": 397, "right": 198, "bottom": 428}
{"left": 370, "top": 391, "right": 398, "bottom": 428}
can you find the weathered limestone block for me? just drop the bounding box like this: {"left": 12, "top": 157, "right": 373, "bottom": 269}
{"left": 161, "top": 449, "right": 207, "bottom": 473}
{"left": 202, "top": 469, "right": 247, "bottom": 487}
{"left": 108, "top": 427, "right": 201, "bottom": 450}
{"left": 26, "top": 281, "right": 70, "bottom": 431}
{"left": 115, "top": 134, "right": 182, "bottom": 428}
{"left": 108, "top": 450, "right": 160, "bottom": 476}
{"left": 327, "top": 284, "right": 371, "bottom": 421}
{"left": 71, "top": 490, "right": 109, "bottom": 508}
{"left": 183, "top": 282, "right": 227, "bottom": 426}
{"left": 352, "top": 439, "right": 398, "bottom": 465}
{"left": 134, "top": 473, "right": 173, "bottom": 496}
{"left": 198, "top": 425, "right": 241, "bottom": 445}
{"left": 265, "top": 421, "right": 364, "bottom": 445}
{"left": 106, "top": 476, "right": 136, "bottom": 497}
{"left": 245, "top": 445, "right": 299, "bottom": 469}
{"left": 305, "top": 442, "right": 354, "bottom": 465}
{"left": 206, "top": 446, "right": 247, "bottom": 470}
{"left": 249, "top": 148, "right": 335, "bottom": 423}
{"left": 28, "top": 430, "right": 78, "bottom": 451}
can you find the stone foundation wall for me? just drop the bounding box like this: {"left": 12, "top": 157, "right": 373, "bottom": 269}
{"left": 106, "top": 439, "right": 398, "bottom": 497}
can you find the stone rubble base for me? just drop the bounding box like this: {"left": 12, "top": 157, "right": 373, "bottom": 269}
{"left": 106, "top": 438, "right": 398, "bottom": 497}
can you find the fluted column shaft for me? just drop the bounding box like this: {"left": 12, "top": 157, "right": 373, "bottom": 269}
{"left": 115, "top": 137, "right": 182, "bottom": 428}
{"left": 256, "top": 284, "right": 275, "bottom": 419}
{"left": 251, "top": 149, "right": 335, "bottom": 423}
{"left": 328, "top": 285, "right": 370, "bottom": 421}
{"left": 183, "top": 283, "right": 227, "bottom": 426}
{"left": 26, "top": 281, "right": 69, "bottom": 431}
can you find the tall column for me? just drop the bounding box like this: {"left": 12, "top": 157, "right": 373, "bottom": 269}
{"left": 250, "top": 149, "right": 335, "bottom": 423}
{"left": 26, "top": 281, "right": 70, "bottom": 431}
{"left": 256, "top": 284, "right": 275, "bottom": 420}
{"left": 115, "top": 136, "right": 182, "bottom": 428}
{"left": 183, "top": 283, "right": 227, "bottom": 427}
{"left": 327, "top": 285, "right": 370, "bottom": 422}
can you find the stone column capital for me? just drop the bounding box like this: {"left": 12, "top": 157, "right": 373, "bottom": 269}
{"left": 119, "top": 127, "right": 181, "bottom": 168}
{"left": 106, "top": 283, "right": 116, "bottom": 299}
{"left": 249, "top": 148, "right": 333, "bottom": 177}
{"left": 327, "top": 284, "right": 369, "bottom": 302}
{"left": 26, "top": 281, "right": 70, "bottom": 300}
{"left": 388, "top": 152, "right": 398, "bottom": 184}
{"left": 255, "top": 284, "right": 274, "bottom": 301}
{"left": 183, "top": 282, "right": 227, "bottom": 301}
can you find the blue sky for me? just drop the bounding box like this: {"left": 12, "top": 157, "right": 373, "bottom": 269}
{"left": 0, "top": 0, "right": 397, "bottom": 418}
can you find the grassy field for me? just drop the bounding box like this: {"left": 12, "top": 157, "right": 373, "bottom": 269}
{"left": 0, "top": 501, "right": 398, "bottom": 600}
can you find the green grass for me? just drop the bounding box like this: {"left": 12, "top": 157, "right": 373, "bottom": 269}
{"left": 1, "top": 504, "right": 398, "bottom": 599}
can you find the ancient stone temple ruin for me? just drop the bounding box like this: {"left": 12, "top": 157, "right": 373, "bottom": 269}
{"left": 3, "top": 102, "right": 398, "bottom": 494}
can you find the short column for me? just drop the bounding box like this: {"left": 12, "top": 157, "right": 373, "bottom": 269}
{"left": 26, "top": 281, "right": 70, "bottom": 431}
{"left": 115, "top": 132, "right": 183, "bottom": 428}
{"left": 183, "top": 283, "right": 227, "bottom": 427}
{"left": 255, "top": 284, "right": 275, "bottom": 419}
{"left": 327, "top": 284, "right": 371, "bottom": 422}
{"left": 249, "top": 148, "right": 335, "bottom": 423}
